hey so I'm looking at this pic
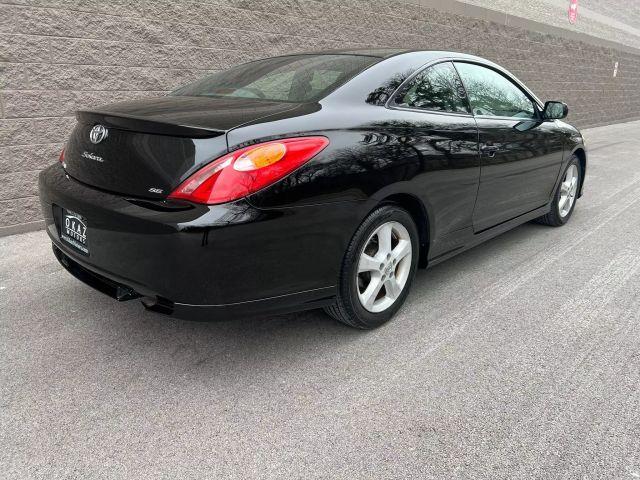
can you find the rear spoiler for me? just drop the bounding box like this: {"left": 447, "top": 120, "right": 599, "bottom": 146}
{"left": 76, "top": 110, "right": 225, "bottom": 139}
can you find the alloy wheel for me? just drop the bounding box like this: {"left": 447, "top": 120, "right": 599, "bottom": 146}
{"left": 559, "top": 164, "right": 579, "bottom": 218}
{"left": 356, "top": 221, "right": 412, "bottom": 313}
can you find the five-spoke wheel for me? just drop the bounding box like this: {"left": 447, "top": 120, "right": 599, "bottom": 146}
{"left": 357, "top": 221, "right": 412, "bottom": 313}
{"left": 325, "top": 205, "right": 419, "bottom": 329}
{"left": 536, "top": 155, "right": 582, "bottom": 227}
{"left": 559, "top": 163, "right": 579, "bottom": 218}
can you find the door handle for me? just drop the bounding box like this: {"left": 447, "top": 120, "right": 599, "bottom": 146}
{"left": 480, "top": 144, "right": 500, "bottom": 157}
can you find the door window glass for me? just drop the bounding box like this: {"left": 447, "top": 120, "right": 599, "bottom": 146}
{"left": 454, "top": 62, "right": 536, "bottom": 119}
{"left": 394, "top": 62, "right": 470, "bottom": 114}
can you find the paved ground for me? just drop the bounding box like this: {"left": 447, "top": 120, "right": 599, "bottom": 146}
{"left": 1, "top": 120, "right": 640, "bottom": 479}
{"left": 459, "top": 0, "right": 640, "bottom": 50}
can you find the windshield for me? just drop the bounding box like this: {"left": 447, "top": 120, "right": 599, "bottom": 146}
{"left": 171, "top": 54, "right": 379, "bottom": 103}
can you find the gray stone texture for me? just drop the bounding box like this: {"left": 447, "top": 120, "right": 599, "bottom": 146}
{"left": 1, "top": 0, "right": 639, "bottom": 233}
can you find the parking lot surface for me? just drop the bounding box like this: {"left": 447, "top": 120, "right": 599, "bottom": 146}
{"left": 1, "top": 120, "right": 639, "bottom": 479}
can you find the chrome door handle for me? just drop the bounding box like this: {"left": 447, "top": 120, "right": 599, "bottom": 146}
{"left": 480, "top": 144, "right": 500, "bottom": 157}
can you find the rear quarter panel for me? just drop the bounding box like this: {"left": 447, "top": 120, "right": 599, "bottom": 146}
{"left": 231, "top": 102, "right": 480, "bottom": 247}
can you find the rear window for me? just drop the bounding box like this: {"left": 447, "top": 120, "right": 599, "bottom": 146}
{"left": 171, "top": 54, "right": 379, "bottom": 103}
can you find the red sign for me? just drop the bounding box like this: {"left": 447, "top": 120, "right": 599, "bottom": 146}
{"left": 568, "top": 0, "right": 578, "bottom": 24}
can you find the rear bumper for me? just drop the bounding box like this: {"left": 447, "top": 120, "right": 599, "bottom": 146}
{"left": 52, "top": 244, "right": 335, "bottom": 319}
{"left": 39, "top": 164, "right": 361, "bottom": 319}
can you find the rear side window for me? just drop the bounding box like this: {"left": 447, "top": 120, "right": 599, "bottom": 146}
{"left": 393, "top": 62, "right": 470, "bottom": 114}
{"left": 172, "top": 54, "right": 379, "bottom": 103}
{"left": 454, "top": 62, "right": 536, "bottom": 119}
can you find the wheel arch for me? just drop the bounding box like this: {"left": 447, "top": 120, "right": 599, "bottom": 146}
{"left": 571, "top": 146, "right": 587, "bottom": 198}
{"left": 378, "top": 193, "right": 430, "bottom": 268}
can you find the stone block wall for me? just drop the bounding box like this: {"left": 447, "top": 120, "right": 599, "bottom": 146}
{"left": 1, "top": 0, "right": 639, "bottom": 234}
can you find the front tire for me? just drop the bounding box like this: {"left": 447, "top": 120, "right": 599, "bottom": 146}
{"left": 325, "top": 205, "right": 419, "bottom": 329}
{"left": 536, "top": 155, "right": 581, "bottom": 227}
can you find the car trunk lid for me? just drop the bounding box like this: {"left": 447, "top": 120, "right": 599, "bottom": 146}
{"left": 63, "top": 96, "right": 300, "bottom": 199}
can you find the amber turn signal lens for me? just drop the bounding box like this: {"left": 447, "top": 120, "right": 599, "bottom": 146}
{"left": 234, "top": 143, "right": 287, "bottom": 171}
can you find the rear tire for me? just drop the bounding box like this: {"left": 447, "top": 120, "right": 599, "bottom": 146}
{"left": 536, "top": 155, "right": 581, "bottom": 227}
{"left": 324, "top": 205, "right": 419, "bottom": 329}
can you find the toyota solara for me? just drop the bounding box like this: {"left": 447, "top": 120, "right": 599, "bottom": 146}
{"left": 39, "top": 49, "right": 586, "bottom": 329}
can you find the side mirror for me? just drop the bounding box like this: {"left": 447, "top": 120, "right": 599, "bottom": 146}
{"left": 543, "top": 101, "right": 568, "bottom": 120}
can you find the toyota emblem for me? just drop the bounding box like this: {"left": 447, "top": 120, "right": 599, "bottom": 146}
{"left": 89, "top": 124, "right": 108, "bottom": 144}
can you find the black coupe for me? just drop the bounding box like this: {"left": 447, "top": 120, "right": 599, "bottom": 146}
{"left": 39, "top": 49, "right": 586, "bottom": 329}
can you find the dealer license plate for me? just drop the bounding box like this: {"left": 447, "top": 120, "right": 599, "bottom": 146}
{"left": 60, "top": 208, "right": 89, "bottom": 255}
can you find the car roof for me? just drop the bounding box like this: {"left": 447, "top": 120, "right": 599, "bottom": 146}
{"left": 304, "top": 49, "right": 544, "bottom": 108}
{"left": 301, "top": 48, "right": 412, "bottom": 58}
{"left": 245, "top": 49, "right": 543, "bottom": 108}
{"left": 288, "top": 48, "right": 484, "bottom": 61}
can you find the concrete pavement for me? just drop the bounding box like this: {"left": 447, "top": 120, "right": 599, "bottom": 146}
{"left": 1, "top": 120, "right": 639, "bottom": 479}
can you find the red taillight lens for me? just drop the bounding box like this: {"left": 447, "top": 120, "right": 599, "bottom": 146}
{"left": 168, "top": 136, "right": 329, "bottom": 205}
{"left": 59, "top": 149, "right": 65, "bottom": 167}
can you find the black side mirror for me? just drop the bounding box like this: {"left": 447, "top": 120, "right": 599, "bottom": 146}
{"left": 543, "top": 101, "right": 568, "bottom": 120}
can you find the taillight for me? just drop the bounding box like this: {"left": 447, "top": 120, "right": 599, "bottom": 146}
{"left": 168, "top": 136, "right": 329, "bottom": 205}
{"left": 59, "top": 149, "right": 66, "bottom": 168}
